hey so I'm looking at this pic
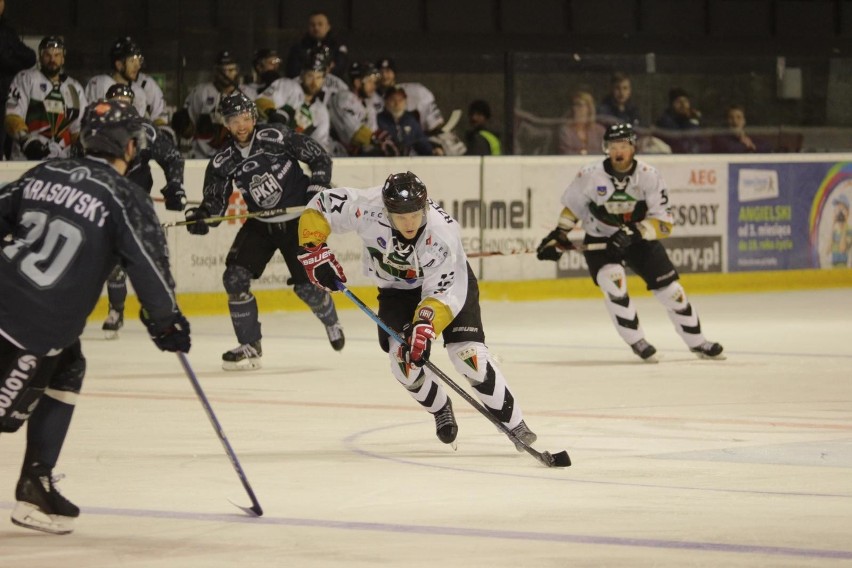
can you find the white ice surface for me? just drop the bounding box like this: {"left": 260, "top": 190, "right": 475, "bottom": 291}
{"left": 1, "top": 289, "right": 851, "bottom": 567}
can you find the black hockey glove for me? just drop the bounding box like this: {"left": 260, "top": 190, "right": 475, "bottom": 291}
{"left": 605, "top": 227, "right": 638, "bottom": 260}
{"left": 161, "top": 181, "right": 187, "bottom": 211}
{"left": 371, "top": 130, "right": 400, "bottom": 157}
{"left": 401, "top": 319, "right": 436, "bottom": 367}
{"left": 297, "top": 243, "right": 347, "bottom": 292}
{"left": 184, "top": 207, "right": 210, "bottom": 235}
{"left": 22, "top": 135, "right": 50, "bottom": 160}
{"left": 536, "top": 228, "right": 574, "bottom": 261}
{"left": 140, "top": 309, "right": 191, "bottom": 353}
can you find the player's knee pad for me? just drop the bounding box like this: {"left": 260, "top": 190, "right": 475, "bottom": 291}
{"left": 446, "top": 341, "right": 491, "bottom": 386}
{"left": 596, "top": 263, "right": 628, "bottom": 299}
{"left": 653, "top": 281, "right": 688, "bottom": 311}
{"left": 223, "top": 265, "right": 252, "bottom": 298}
{"left": 0, "top": 353, "right": 50, "bottom": 433}
{"left": 108, "top": 265, "right": 127, "bottom": 283}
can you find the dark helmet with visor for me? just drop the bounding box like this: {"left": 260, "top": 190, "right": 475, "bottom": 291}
{"left": 80, "top": 99, "right": 147, "bottom": 159}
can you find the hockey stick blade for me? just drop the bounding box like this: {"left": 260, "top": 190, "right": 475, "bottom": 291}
{"left": 230, "top": 499, "right": 263, "bottom": 517}
{"left": 336, "top": 282, "right": 571, "bottom": 468}
{"left": 177, "top": 353, "right": 264, "bottom": 516}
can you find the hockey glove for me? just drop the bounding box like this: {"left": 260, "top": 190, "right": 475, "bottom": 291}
{"left": 160, "top": 181, "right": 187, "bottom": 211}
{"left": 184, "top": 207, "right": 210, "bottom": 235}
{"left": 371, "top": 130, "right": 400, "bottom": 157}
{"left": 402, "top": 319, "right": 436, "bottom": 367}
{"left": 140, "top": 309, "right": 191, "bottom": 353}
{"left": 536, "top": 228, "right": 574, "bottom": 261}
{"left": 297, "top": 243, "right": 346, "bottom": 292}
{"left": 21, "top": 135, "right": 50, "bottom": 161}
{"left": 306, "top": 184, "right": 327, "bottom": 197}
{"left": 605, "top": 227, "right": 638, "bottom": 260}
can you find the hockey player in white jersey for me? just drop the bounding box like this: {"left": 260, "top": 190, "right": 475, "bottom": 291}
{"left": 255, "top": 47, "right": 332, "bottom": 152}
{"left": 536, "top": 123, "right": 724, "bottom": 362}
{"left": 84, "top": 37, "right": 150, "bottom": 121}
{"left": 297, "top": 172, "right": 538, "bottom": 449}
{"left": 328, "top": 61, "right": 397, "bottom": 157}
{"left": 4, "top": 36, "right": 87, "bottom": 160}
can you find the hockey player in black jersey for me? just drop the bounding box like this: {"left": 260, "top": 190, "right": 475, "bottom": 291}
{"left": 0, "top": 99, "right": 190, "bottom": 535}
{"left": 184, "top": 91, "right": 344, "bottom": 370}
{"left": 98, "top": 83, "right": 187, "bottom": 338}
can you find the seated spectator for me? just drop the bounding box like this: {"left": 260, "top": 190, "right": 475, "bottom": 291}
{"left": 655, "top": 87, "right": 707, "bottom": 153}
{"left": 376, "top": 86, "right": 438, "bottom": 156}
{"left": 557, "top": 90, "right": 605, "bottom": 155}
{"left": 465, "top": 99, "right": 501, "bottom": 155}
{"left": 712, "top": 104, "right": 772, "bottom": 153}
{"left": 375, "top": 57, "right": 446, "bottom": 135}
{"left": 285, "top": 11, "right": 348, "bottom": 79}
{"left": 597, "top": 72, "right": 641, "bottom": 127}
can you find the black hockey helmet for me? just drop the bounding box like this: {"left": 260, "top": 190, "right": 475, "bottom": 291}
{"left": 603, "top": 123, "right": 637, "bottom": 154}
{"left": 302, "top": 46, "right": 331, "bottom": 73}
{"left": 80, "top": 99, "right": 147, "bottom": 159}
{"left": 105, "top": 83, "right": 135, "bottom": 102}
{"left": 110, "top": 36, "right": 143, "bottom": 63}
{"left": 252, "top": 48, "right": 280, "bottom": 70}
{"left": 382, "top": 172, "right": 428, "bottom": 214}
{"left": 218, "top": 91, "right": 257, "bottom": 121}
{"left": 348, "top": 61, "right": 378, "bottom": 82}
{"left": 38, "top": 36, "right": 66, "bottom": 55}
{"left": 216, "top": 50, "right": 238, "bottom": 67}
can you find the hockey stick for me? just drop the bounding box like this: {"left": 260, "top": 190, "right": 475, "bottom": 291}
{"left": 176, "top": 352, "right": 264, "bottom": 517}
{"left": 153, "top": 196, "right": 202, "bottom": 206}
{"left": 466, "top": 242, "right": 606, "bottom": 258}
{"left": 335, "top": 282, "right": 571, "bottom": 468}
{"left": 161, "top": 205, "right": 307, "bottom": 229}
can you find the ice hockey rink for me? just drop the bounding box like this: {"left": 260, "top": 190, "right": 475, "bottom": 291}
{"left": 1, "top": 288, "right": 850, "bottom": 568}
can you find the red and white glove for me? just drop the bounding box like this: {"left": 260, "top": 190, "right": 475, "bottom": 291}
{"left": 402, "top": 319, "right": 436, "bottom": 367}
{"left": 297, "top": 243, "right": 346, "bottom": 292}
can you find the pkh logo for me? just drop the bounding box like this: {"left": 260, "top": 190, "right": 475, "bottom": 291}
{"left": 249, "top": 172, "right": 283, "bottom": 208}
{"left": 436, "top": 188, "right": 532, "bottom": 229}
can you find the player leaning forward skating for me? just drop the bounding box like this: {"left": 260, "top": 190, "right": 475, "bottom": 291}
{"left": 536, "top": 123, "right": 724, "bottom": 362}
{"left": 297, "top": 171, "right": 537, "bottom": 448}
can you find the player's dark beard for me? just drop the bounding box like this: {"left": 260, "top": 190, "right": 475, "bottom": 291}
{"left": 41, "top": 63, "right": 61, "bottom": 80}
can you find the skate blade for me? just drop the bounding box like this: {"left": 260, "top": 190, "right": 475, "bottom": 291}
{"left": 694, "top": 352, "right": 727, "bottom": 361}
{"left": 222, "top": 358, "right": 262, "bottom": 371}
{"left": 103, "top": 329, "right": 120, "bottom": 340}
{"left": 11, "top": 502, "right": 75, "bottom": 535}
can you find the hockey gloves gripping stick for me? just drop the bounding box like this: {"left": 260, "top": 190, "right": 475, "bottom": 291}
{"left": 184, "top": 207, "right": 211, "bottom": 235}
{"left": 401, "top": 319, "right": 436, "bottom": 367}
{"left": 160, "top": 182, "right": 188, "bottom": 212}
{"left": 297, "top": 243, "right": 347, "bottom": 292}
{"left": 605, "top": 225, "right": 640, "bottom": 261}
{"left": 336, "top": 281, "right": 571, "bottom": 469}
{"left": 140, "top": 309, "right": 191, "bottom": 353}
{"left": 536, "top": 228, "right": 575, "bottom": 261}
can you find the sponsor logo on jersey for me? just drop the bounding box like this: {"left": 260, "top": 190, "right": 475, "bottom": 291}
{"left": 248, "top": 171, "right": 283, "bottom": 208}
{"left": 0, "top": 354, "right": 37, "bottom": 418}
{"left": 457, "top": 347, "right": 479, "bottom": 372}
{"left": 596, "top": 185, "right": 607, "bottom": 196}
{"left": 417, "top": 306, "right": 434, "bottom": 322}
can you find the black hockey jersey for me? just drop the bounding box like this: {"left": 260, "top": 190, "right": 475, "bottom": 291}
{"left": 0, "top": 157, "right": 179, "bottom": 355}
{"left": 201, "top": 123, "right": 332, "bottom": 221}
{"left": 127, "top": 120, "right": 184, "bottom": 193}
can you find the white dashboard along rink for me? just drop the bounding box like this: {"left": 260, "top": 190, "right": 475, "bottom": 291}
{"left": 1, "top": 289, "right": 850, "bottom": 568}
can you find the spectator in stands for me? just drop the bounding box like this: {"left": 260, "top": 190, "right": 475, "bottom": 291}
{"left": 464, "top": 99, "right": 501, "bottom": 155}
{"left": 375, "top": 57, "right": 446, "bottom": 136}
{"left": 285, "top": 11, "right": 348, "bottom": 79}
{"left": 0, "top": 0, "right": 36, "bottom": 159}
{"left": 558, "top": 90, "right": 605, "bottom": 155}
{"left": 376, "top": 86, "right": 439, "bottom": 156}
{"left": 712, "top": 104, "right": 771, "bottom": 153}
{"left": 242, "top": 48, "right": 281, "bottom": 99}
{"left": 597, "top": 72, "right": 641, "bottom": 127}
{"left": 655, "top": 87, "right": 707, "bottom": 153}
{"left": 171, "top": 50, "right": 241, "bottom": 158}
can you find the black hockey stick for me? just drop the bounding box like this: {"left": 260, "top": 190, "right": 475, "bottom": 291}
{"left": 336, "top": 282, "right": 571, "bottom": 468}
{"left": 176, "top": 352, "right": 264, "bottom": 516}
{"left": 467, "top": 242, "right": 605, "bottom": 258}
{"left": 161, "top": 205, "right": 307, "bottom": 229}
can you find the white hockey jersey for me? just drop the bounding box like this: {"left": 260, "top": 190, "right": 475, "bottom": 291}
{"left": 327, "top": 89, "right": 376, "bottom": 150}
{"left": 307, "top": 186, "right": 470, "bottom": 320}
{"left": 181, "top": 82, "right": 231, "bottom": 158}
{"left": 257, "top": 78, "right": 331, "bottom": 151}
{"left": 369, "top": 82, "right": 444, "bottom": 133}
{"left": 5, "top": 68, "right": 87, "bottom": 160}
{"left": 85, "top": 74, "right": 148, "bottom": 118}
{"left": 320, "top": 73, "right": 347, "bottom": 106}
{"left": 561, "top": 158, "right": 674, "bottom": 239}
{"left": 137, "top": 72, "right": 168, "bottom": 125}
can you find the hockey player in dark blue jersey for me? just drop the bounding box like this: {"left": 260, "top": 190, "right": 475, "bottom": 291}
{"left": 0, "top": 99, "right": 190, "bottom": 535}
{"left": 184, "top": 91, "right": 343, "bottom": 370}
{"left": 98, "top": 83, "right": 187, "bottom": 338}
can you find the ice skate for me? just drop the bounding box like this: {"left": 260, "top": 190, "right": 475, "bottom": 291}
{"left": 631, "top": 339, "right": 658, "bottom": 363}
{"left": 222, "top": 340, "right": 262, "bottom": 371}
{"left": 690, "top": 341, "right": 725, "bottom": 360}
{"left": 510, "top": 420, "right": 538, "bottom": 452}
{"left": 102, "top": 307, "right": 124, "bottom": 340}
{"left": 325, "top": 322, "right": 345, "bottom": 351}
{"left": 11, "top": 466, "right": 79, "bottom": 535}
{"left": 433, "top": 398, "right": 458, "bottom": 447}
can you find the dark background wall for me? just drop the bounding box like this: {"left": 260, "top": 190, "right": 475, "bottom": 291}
{"left": 7, "top": 0, "right": 852, "bottom": 149}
